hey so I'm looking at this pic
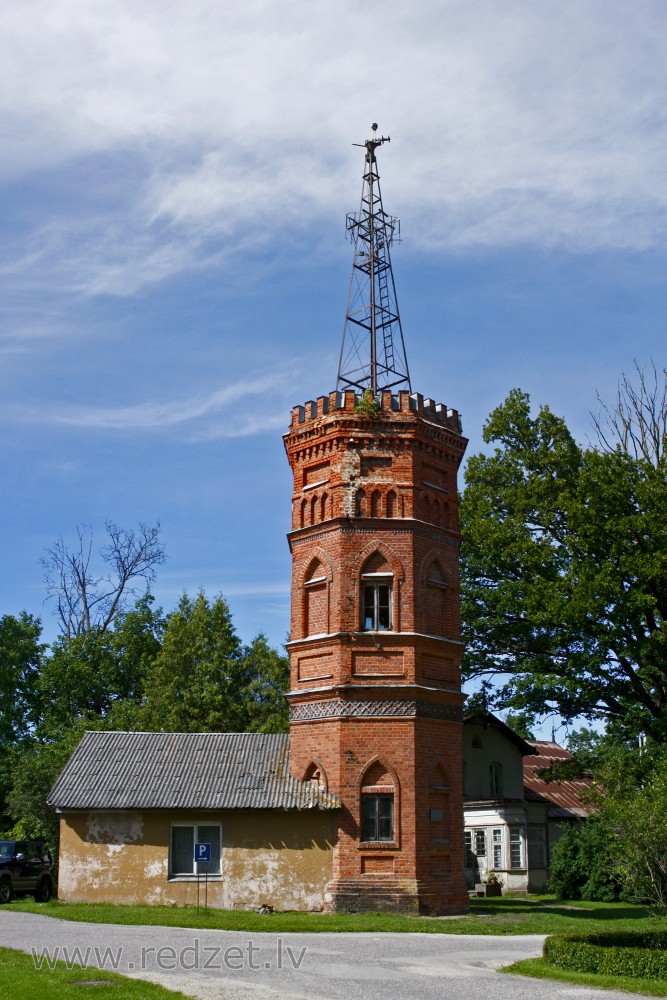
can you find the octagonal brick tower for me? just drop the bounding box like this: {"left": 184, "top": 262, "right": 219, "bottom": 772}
{"left": 284, "top": 388, "right": 469, "bottom": 914}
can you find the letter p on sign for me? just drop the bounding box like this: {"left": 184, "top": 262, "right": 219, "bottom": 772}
{"left": 195, "top": 842, "right": 211, "bottom": 864}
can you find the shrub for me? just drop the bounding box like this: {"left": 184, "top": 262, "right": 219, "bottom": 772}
{"left": 548, "top": 817, "right": 621, "bottom": 902}
{"left": 544, "top": 931, "right": 667, "bottom": 981}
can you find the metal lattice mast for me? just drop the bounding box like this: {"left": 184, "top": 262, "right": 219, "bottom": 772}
{"left": 337, "top": 124, "right": 411, "bottom": 395}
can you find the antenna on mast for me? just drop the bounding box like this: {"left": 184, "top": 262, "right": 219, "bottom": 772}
{"left": 337, "top": 124, "right": 412, "bottom": 394}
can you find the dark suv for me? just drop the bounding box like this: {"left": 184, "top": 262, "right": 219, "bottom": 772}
{"left": 0, "top": 840, "right": 54, "bottom": 903}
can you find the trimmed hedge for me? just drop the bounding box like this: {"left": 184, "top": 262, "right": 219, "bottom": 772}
{"left": 544, "top": 931, "right": 667, "bottom": 981}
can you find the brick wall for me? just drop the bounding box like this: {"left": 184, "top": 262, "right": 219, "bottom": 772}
{"left": 284, "top": 389, "right": 469, "bottom": 914}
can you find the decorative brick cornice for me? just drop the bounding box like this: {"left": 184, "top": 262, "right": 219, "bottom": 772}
{"left": 289, "top": 698, "right": 462, "bottom": 723}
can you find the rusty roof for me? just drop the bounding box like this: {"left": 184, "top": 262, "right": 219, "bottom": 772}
{"left": 523, "top": 740, "right": 595, "bottom": 819}
{"left": 48, "top": 731, "right": 339, "bottom": 812}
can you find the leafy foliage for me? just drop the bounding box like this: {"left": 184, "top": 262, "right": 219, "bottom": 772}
{"left": 0, "top": 580, "right": 290, "bottom": 851}
{"left": 140, "top": 593, "right": 289, "bottom": 733}
{"left": 604, "top": 761, "right": 667, "bottom": 913}
{"left": 461, "top": 388, "right": 667, "bottom": 739}
{"left": 549, "top": 818, "right": 621, "bottom": 902}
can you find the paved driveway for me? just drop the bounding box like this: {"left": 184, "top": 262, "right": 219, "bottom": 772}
{"left": 0, "top": 910, "right": 637, "bottom": 1000}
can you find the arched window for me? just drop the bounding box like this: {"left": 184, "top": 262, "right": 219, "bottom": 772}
{"left": 386, "top": 490, "right": 397, "bottom": 518}
{"left": 320, "top": 492, "right": 329, "bottom": 522}
{"left": 442, "top": 503, "right": 451, "bottom": 529}
{"left": 300, "top": 498, "right": 308, "bottom": 528}
{"left": 310, "top": 494, "right": 318, "bottom": 525}
{"left": 370, "top": 490, "right": 382, "bottom": 518}
{"left": 360, "top": 761, "right": 396, "bottom": 843}
{"left": 433, "top": 498, "right": 441, "bottom": 526}
{"left": 471, "top": 736, "right": 483, "bottom": 750}
{"left": 423, "top": 494, "right": 431, "bottom": 522}
{"left": 360, "top": 552, "right": 392, "bottom": 631}
{"left": 355, "top": 488, "right": 366, "bottom": 517}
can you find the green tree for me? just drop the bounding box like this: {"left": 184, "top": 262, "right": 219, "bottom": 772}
{"left": 242, "top": 633, "right": 290, "bottom": 733}
{"left": 548, "top": 816, "right": 621, "bottom": 902}
{"left": 0, "top": 613, "right": 44, "bottom": 827}
{"left": 461, "top": 388, "right": 667, "bottom": 739}
{"left": 36, "top": 595, "right": 164, "bottom": 736}
{"left": 5, "top": 722, "right": 95, "bottom": 855}
{"left": 140, "top": 592, "right": 248, "bottom": 732}
{"left": 551, "top": 740, "right": 667, "bottom": 912}
{"left": 604, "top": 760, "right": 667, "bottom": 913}
{"left": 140, "top": 593, "right": 289, "bottom": 734}
{"left": 0, "top": 613, "right": 43, "bottom": 746}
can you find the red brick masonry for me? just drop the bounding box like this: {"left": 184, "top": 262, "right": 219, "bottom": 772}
{"left": 284, "top": 389, "right": 470, "bottom": 914}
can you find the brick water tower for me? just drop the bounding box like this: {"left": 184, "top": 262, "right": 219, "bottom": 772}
{"left": 284, "top": 128, "right": 469, "bottom": 914}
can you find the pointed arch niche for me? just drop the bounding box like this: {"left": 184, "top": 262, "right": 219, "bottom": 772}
{"left": 302, "top": 554, "right": 331, "bottom": 638}
{"left": 303, "top": 759, "right": 329, "bottom": 793}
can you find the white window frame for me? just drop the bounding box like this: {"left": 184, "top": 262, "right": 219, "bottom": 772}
{"left": 361, "top": 574, "right": 393, "bottom": 631}
{"left": 492, "top": 828, "right": 503, "bottom": 869}
{"left": 509, "top": 827, "right": 525, "bottom": 869}
{"left": 169, "top": 822, "right": 222, "bottom": 879}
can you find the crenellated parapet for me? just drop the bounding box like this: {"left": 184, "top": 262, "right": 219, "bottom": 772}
{"left": 284, "top": 388, "right": 467, "bottom": 532}
{"left": 289, "top": 389, "right": 463, "bottom": 432}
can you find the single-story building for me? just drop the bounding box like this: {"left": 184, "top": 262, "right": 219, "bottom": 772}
{"left": 49, "top": 730, "right": 339, "bottom": 911}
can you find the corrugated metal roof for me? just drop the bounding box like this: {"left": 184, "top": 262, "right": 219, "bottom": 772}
{"left": 48, "top": 731, "right": 340, "bottom": 812}
{"left": 523, "top": 740, "right": 595, "bottom": 819}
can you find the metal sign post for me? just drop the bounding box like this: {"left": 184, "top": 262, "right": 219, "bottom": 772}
{"left": 194, "top": 842, "right": 211, "bottom": 912}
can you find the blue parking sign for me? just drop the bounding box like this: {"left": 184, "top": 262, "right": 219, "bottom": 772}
{"left": 195, "top": 842, "right": 211, "bottom": 864}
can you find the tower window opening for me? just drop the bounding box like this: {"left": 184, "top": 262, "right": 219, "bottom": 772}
{"left": 361, "top": 794, "right": 394, "bottom": 842}
{"left": 362, "top": 579, "right": 392, "bottom": 630}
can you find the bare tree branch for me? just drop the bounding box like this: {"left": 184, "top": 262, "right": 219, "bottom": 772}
{"left": 41, "top": 521, "right": 165, "bottom": 640}
{"left": 592, "top": 360, "right": 667, "bottom": 467}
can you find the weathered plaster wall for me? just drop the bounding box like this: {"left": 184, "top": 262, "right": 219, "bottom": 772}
{"left": 58, "top": 809, "right": 334, "bottom": 910}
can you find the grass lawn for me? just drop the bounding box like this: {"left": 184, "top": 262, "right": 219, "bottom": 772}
{"left": 0, "top": 946, "right": 192, "bottom": 1000}
{"left": 8, "top": 895, "right": 667, "bottom": 936}
{"left": 502, "top": 957, "right": 667, "bottom": 998}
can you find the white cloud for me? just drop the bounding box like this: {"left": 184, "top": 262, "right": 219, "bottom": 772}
{"left": 1, "top": 0, "right": 667, "bottom": 297}
{"left": 3, "top": 372, "right": 295, "bottom": 437}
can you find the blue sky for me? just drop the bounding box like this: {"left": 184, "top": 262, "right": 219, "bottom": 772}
{"left": 1, "top": 0, "right": 666, "bottom": 721}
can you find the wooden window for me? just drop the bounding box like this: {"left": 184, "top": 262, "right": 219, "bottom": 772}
{"left": 361, "top": 795, "right": 394, "bottom": 842}
{"left": 489, "top": 762, "right": 503, "bottom": 797}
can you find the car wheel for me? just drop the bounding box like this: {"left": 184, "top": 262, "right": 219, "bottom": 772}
{"left": 34, "top": 877, "right": 53, "bottom": 903}
{"left": 0, "top": 879, "right": 12, "bottom": 904}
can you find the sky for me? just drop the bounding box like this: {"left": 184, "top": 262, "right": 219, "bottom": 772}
{"left": 1, "top": 0, "right": 666, "bottom": 731}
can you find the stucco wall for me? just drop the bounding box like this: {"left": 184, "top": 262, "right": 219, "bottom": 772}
{"left": 58, "top": 809, "right": 334, "bottom": 911}
{"left": 463, "top": 723, "right": 526, "bottom": 800}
